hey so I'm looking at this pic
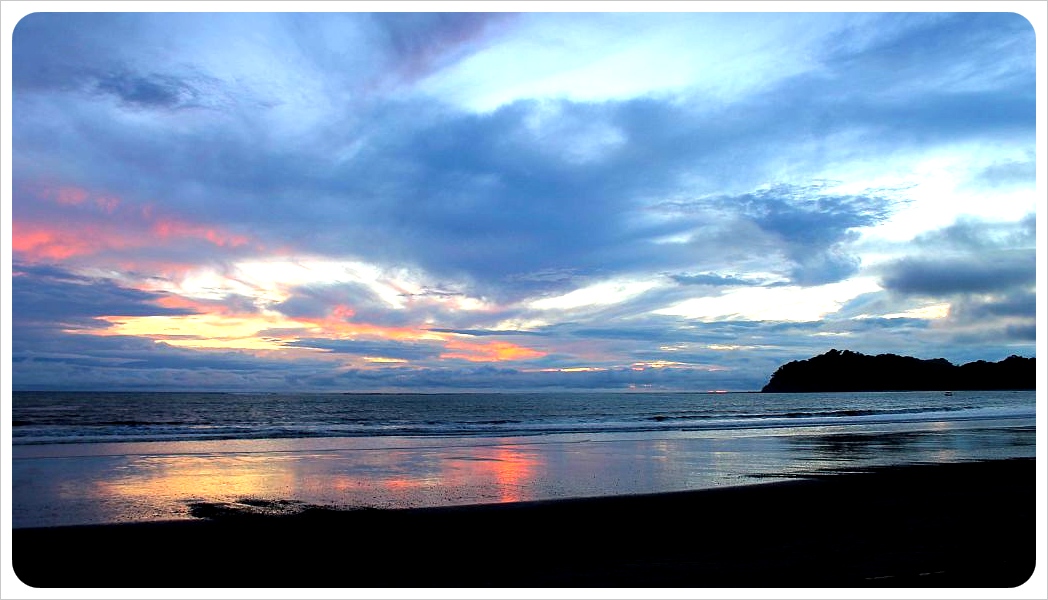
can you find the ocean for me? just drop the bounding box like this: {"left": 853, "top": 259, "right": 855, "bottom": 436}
{"left": 11, "top": 389, "right": 1036, "bottom": 445}
{"left": 10, "top": 390, "right": 1037, "bottom": 528}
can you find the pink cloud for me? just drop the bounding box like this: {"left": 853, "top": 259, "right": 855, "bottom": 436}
{"left": 54, "top": 186, "right": 89, "bottom": 206}
{"left": 13, "top": 181, "right": 256, "bottom": 263}
{"left": 95, "top": 195, "right": 120, "bottom": 213}
{"left": 152, "top": 218, "right": 250, "bottom": 248}
{"left": 12, "top": 223, "right": 100, "bottom": 261}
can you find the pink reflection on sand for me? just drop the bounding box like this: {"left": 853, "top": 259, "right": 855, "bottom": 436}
{"left": 89, "top": 453, "right": 300, "bottom": 513}
{"left": 67, "top": 440, "right": 542, "bottom": 523}
{"left": 300, "top": 444, "right": 540, "bottom": 506}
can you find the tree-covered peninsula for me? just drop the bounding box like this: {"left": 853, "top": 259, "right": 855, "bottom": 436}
{"left": 761, "top": 349, "right": 1035, "bottom": 393}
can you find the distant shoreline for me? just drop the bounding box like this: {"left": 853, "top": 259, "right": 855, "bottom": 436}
{"left": 762, "top": 350, "right": 1035, "bottom": 393}
{"left": 11, "top": 458, "right": 1037, "bottom": 589}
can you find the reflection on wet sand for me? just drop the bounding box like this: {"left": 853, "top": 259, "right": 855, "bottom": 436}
{"left": 84, "top": 442, "right": 542, "bottom": 523}
{"left": 89, "top": 453, "right": 301, "bottom": 521}
{"left": 787, "top": 430, "right": 935, "bottom": 459}
{"left": 449, "top": 445, "right": 540, "bottom": 503}
{"left": 784, "top": 421, "right": 1036, "bottom": 467}
{"left": 322, "top": 445, "right": 540, "bottom": 505}
{"left": 12, "top": 417, "right": 1036, "bottom": 528}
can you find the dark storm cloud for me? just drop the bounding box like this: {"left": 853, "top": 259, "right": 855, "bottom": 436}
{"left": 911, "top": 213, "right": 1036, "bottom": 252}
{"left": 11, "top": 263, "right": 195, "bottom": 325}
{"left": 725, "top": 183, "right": 897, "bottom": 247}
{"left": 874, "top": 213, "right": 1035, "bottom": 300}
{"left": 945, "top": 322, "right": 1038, "bottom": 346}
{"left": 950, "top": 290, "right": 1037, "bottom": 320}
{"left": 939, "top": 288, "right": 1037, "bottom": 346}
{"left": 879, "top": 252, "right": 1034, "bottom": 296}
{"left": 94, "top": 70, "right": 206, "bottom": 109}
{"left": 1004, "top": 323, "right": 1036, "bottom": 341}
{"left": 670, "top": 273, "right": 768, "bottom": 287}
{"left": 836, "top": 234, "right": 1034, "bottom": 354}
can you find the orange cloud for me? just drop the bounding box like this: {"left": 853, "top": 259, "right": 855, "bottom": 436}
{"left": 296, "top": 305, "right": 547, "bottom": 363}
{"left": 55, "top": 265, "right": 547, "bottom": 363}
{"left": 84, "top": 313, "right": 305, "bottom": 351}
{"left": 298, "top": 305, "right": 442, "bottom": 343}
{"left": 441, "top": 339, "right": 546, "bottom": 362}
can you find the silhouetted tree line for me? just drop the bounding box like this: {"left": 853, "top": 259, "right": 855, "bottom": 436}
{"left": 761, "top": 349, "right": 1035, "bottom": 393}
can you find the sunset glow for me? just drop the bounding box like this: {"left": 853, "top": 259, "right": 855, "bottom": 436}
{"left": 8, "top": 9, "right": 1038, "bottom": 392}
{"left": 441, "top": 339, "right": 547, "bottom": 363}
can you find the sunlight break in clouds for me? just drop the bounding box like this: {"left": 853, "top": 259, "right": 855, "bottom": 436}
{"left": 655, "top": 279, "right": 885, "bottom": 323}
{"left": 530, "top": 278, "right": 660, "bottom": 311}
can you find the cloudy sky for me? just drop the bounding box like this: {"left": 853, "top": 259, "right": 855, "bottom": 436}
{"left": 5, "top": 7, "right": 1042, "bottom": 392}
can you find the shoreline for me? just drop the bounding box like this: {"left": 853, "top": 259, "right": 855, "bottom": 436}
{"left": 12, "top": 412, "right": 1036, "bottom": 530}
{"left": 11, "top": 457, "right": 1039, "bottom": 589}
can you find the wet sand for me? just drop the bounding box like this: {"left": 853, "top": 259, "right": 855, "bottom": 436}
{"left": 11, "top": 458, "right": 1038, "bottom": 589}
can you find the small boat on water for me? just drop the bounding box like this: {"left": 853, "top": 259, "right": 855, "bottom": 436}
{"left": 944, "top": 391, "right": 954, "bottom": 396}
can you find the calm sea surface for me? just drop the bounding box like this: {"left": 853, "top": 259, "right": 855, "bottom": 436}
{"left": 11, "top": 389, "right": 1036, "bottom": 445}
{"left": 10, "top": 390, "right": 1037, "bottom": 528}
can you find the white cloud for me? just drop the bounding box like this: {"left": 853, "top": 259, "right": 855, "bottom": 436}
{"left": 655, "top": 278, "right": 883, "bottom": 323}
{"left": 417, "top": 13, "right": 853, "bottom": 112}
{"left": 530, "top": 278, "right": 661, "bottom": 311}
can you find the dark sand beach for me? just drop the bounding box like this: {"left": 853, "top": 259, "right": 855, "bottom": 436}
{"left": 12, "top": 458, "right": 1037, "bottom": 589}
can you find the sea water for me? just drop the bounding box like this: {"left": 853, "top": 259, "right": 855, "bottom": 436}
{"left": 9, "top": 390, "right": 1037, "bottom": 527}
{"left": 11, "top": 389, "right": 1035, "bottom": 445}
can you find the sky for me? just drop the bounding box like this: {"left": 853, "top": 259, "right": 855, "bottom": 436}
{"left": 4, "top": 5, "right": 1044, "bottom": 392}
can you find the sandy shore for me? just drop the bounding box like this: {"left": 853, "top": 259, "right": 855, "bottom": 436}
{"left": 11, "top": 458, "right": 1038, "bottom": 589}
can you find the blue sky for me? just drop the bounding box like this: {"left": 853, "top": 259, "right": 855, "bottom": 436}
{"left": 4, "top": 6, "right": 1044, "bottom": 391}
